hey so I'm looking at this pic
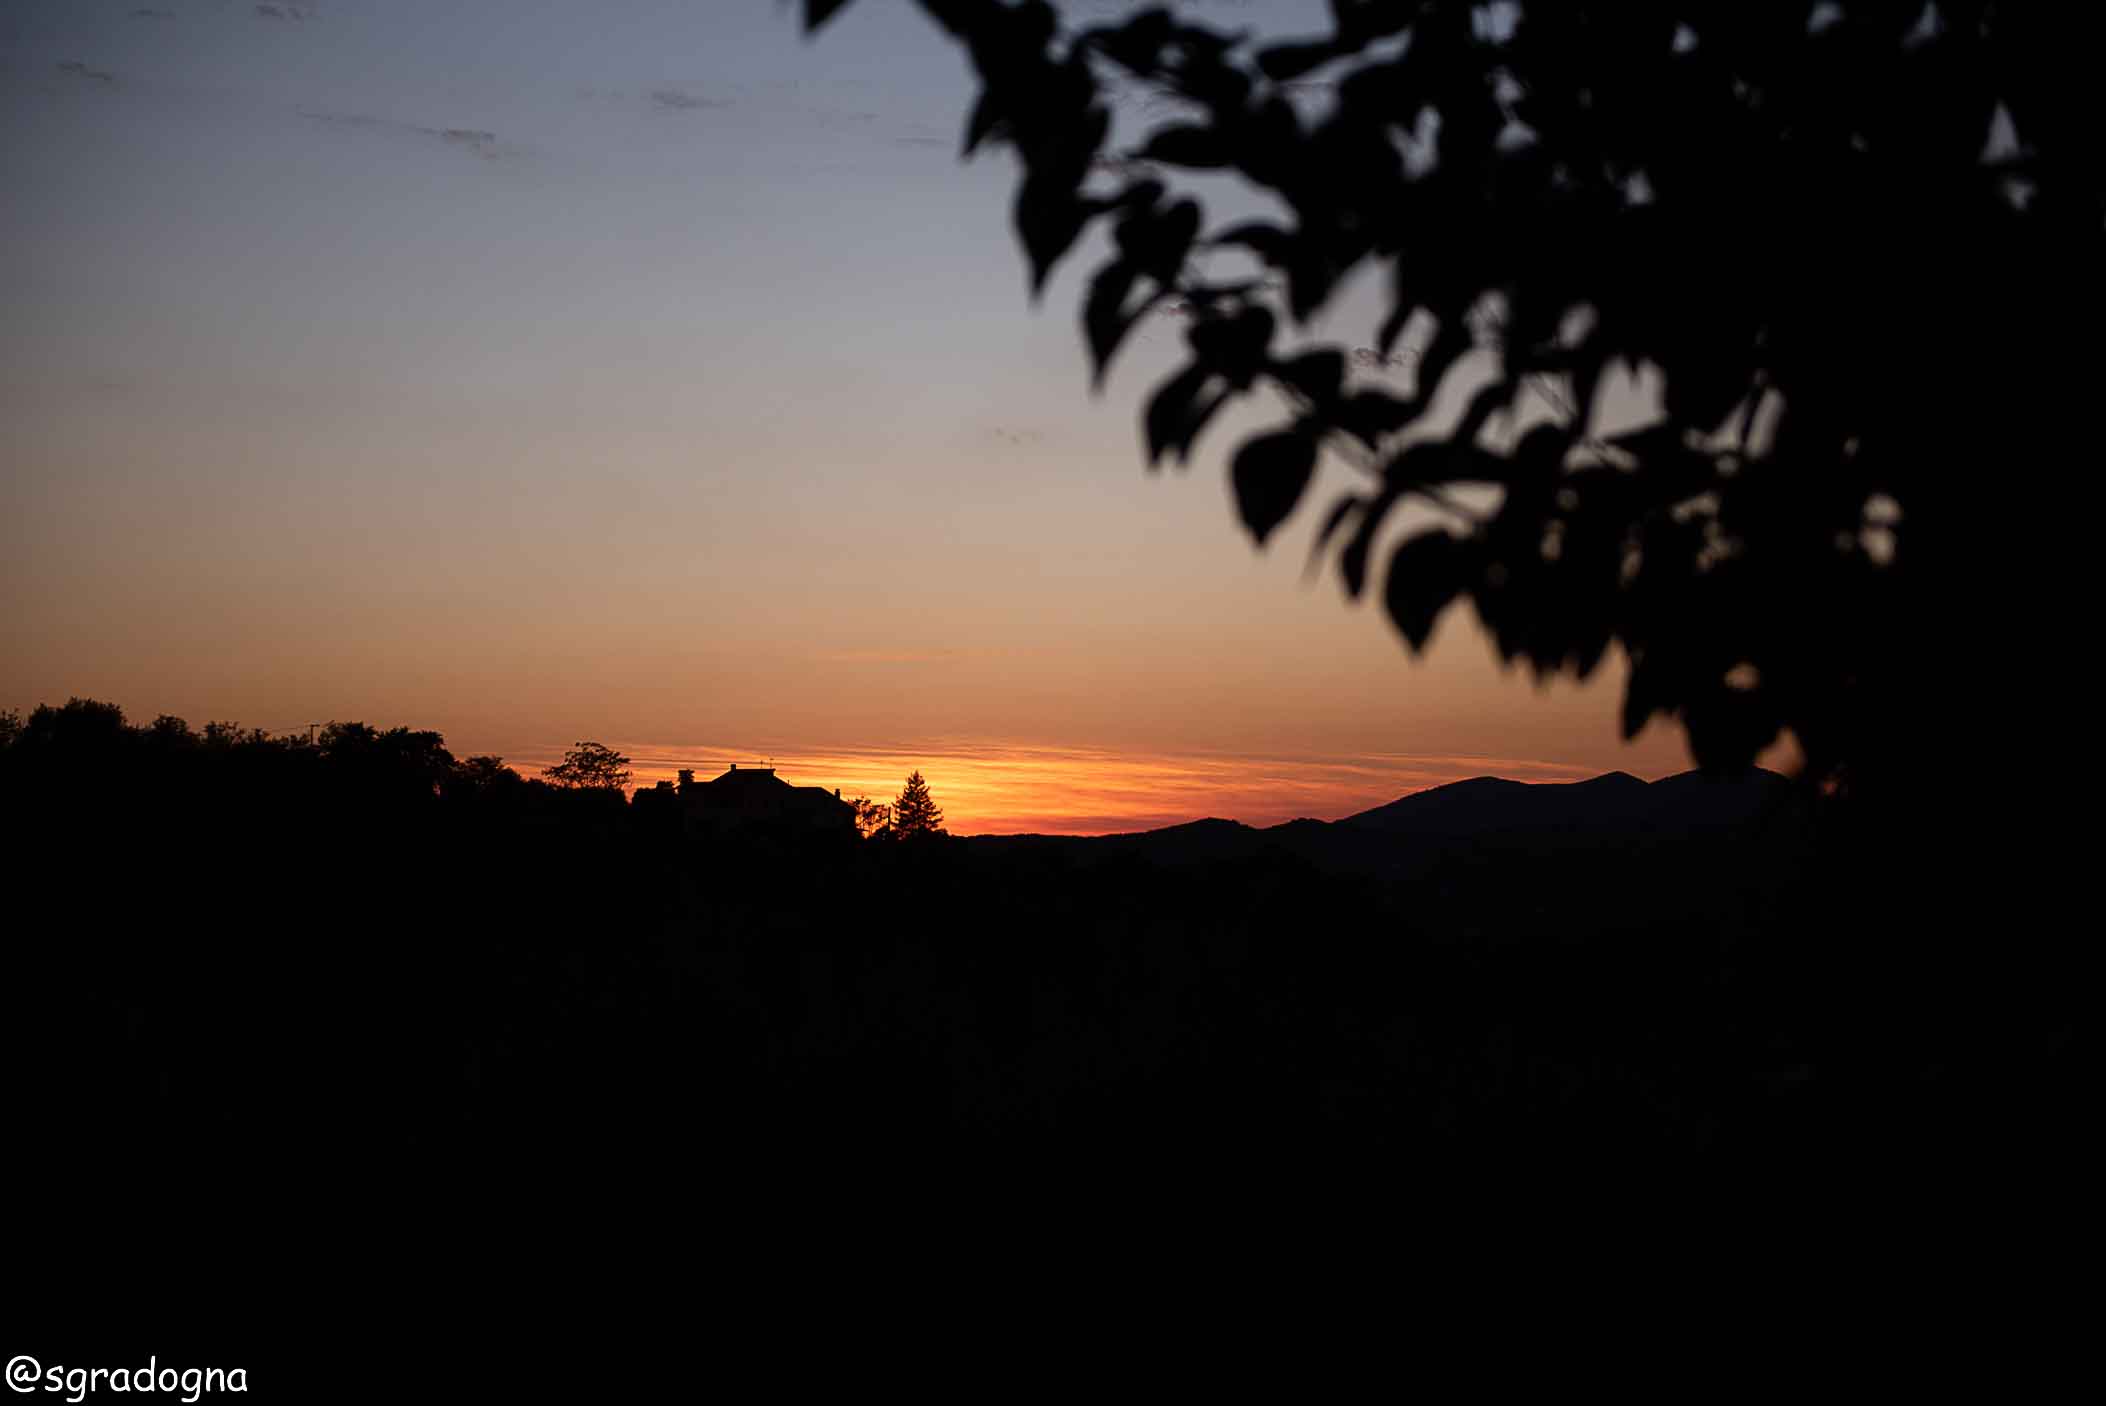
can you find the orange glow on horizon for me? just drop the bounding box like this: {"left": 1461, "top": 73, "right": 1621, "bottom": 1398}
{"left": 503, "top": 739, "right": 1680, "bottom": 835}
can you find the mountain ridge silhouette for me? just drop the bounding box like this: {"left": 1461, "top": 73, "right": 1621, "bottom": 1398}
{"left": 964, "top": 768, "right": 1800, "bottom": 875}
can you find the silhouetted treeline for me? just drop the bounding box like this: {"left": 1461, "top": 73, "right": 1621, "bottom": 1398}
{"left": 1, "top": 698, "right": 2080, "bottom": 1210}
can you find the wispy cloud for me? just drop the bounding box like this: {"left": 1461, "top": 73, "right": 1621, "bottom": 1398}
{"left": 56, "top": 61, "right": 116, "bottom": 85}
{"left": 435, "top": 127, "right": 498, "bottom": 154}
{"left": 808, "top": 647, "right": 1014, "bottom": 666}
{"left": 649, "top": 88, "right": 731, "bottom": 113}
{"left": 299, "top": 109, "right": 508, "bottom": 161}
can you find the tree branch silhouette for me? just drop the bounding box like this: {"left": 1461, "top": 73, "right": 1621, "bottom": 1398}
{"left": 803, "top": 0, "right": 2104, "bottom": 790}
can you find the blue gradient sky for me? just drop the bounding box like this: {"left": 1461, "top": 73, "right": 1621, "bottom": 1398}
{"left": 1, "top": 0, "right": 1721, "bottom": 831}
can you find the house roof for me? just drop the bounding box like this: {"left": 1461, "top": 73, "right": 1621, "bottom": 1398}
{"left": 682, "top": 765, "right": 851, "bottom": 814}
{"left": 704, "top": 766, "right": 781, "bottom": 787}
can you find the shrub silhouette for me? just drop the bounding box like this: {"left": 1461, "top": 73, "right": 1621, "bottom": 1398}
{"left": 848, "top": 795, "right": 892, "bottom": 838}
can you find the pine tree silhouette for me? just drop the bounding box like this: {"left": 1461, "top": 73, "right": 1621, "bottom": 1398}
{"left": 891, "top": 771, "right": 943, "bottom": 838}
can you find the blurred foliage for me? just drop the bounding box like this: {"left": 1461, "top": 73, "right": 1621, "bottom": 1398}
{"left": 806, "top": 0, "right": 2103, "bottom": 788}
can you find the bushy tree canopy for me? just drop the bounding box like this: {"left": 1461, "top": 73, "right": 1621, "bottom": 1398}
{"left": 543, "top": 741, "right": 633, "bottom": 792}
{"left": 805, "top": 0, "right": 2103, "bottom": 790}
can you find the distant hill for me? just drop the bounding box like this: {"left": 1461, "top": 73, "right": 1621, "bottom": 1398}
{"left": 965, "top": 768, "right": 1805, "bottom": 880}
{"left": 1338, "top": 767, "right": 1793, "bottom": 838}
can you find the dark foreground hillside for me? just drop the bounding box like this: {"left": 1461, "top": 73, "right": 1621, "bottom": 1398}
{"left": 2, "top": 700, "right": 2080, "bottom": 1220}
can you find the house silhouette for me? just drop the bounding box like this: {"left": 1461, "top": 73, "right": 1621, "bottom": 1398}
{"left": 644, "top": 763, "right": 855, "bottom": 834}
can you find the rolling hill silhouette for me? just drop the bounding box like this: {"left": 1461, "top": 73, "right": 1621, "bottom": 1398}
{"left": 966, "top": 768, "right": 1802, "bottom": 877}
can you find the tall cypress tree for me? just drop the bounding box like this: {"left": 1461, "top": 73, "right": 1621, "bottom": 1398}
{"left": 891, "top": 771, "right": 943, "bottom": 838}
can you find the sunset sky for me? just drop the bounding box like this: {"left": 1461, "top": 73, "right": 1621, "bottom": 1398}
{"left": 1, "top": 0, "right": 1736, "bottom": 833}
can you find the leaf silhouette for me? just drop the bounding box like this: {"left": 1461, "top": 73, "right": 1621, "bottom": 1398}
{"left": 1384, "top": 530, "right": 1467, "bottom": 650}
{"left": 1309, "top": 494, "right": 1366, "bottom": 575}
{"left": 1209, "top": 220, "right": 1293, "bottom": 263}
{"left": 1144, "top": 362, "right": 1222, "bottom": 466}
{"left": 1274, "top": 348, "right": 1345, "bottom": 404}
{"left": 1231, "top": 430, "right": 1319, "bottom": 545}
{"left": 1084, "top": 259, "right": 1150, "bottom": 387}
{"left": 1257, "top": 39, "right": 1347, "bottom": 82}
{"left": 1014, "top": 173, "right": 1090, "bottom": 299}
{"left": 961, "top": 87, "right": 1004, "bottom": 156}
{"left": 1115, "top": 197, "right": 1200, "bottom": 281}
{"left": 1138, "top": 125, "right": 1235, "bottom": 169}
{"left": 803, "top": 0, "right": 854, "bottom": 35}
{"left": 1339, "top": 489, "right": 1397, "bottom": 598}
